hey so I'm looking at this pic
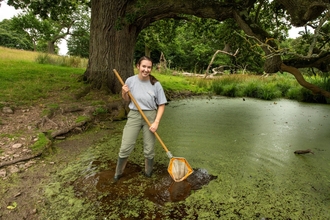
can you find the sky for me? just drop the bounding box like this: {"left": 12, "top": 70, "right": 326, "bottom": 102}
{"left": 0, "top": 1, "right": 21, "bottom": 21}
{"left": 0, "top": 1, "right": 304, "bottom": 56}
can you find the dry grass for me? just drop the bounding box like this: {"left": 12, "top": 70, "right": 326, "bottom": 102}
{"left": 0, "top": 46, "right": 88, "bottom": 68}
{"left": 0, "top": 46, "right": 39, "bottom": 61}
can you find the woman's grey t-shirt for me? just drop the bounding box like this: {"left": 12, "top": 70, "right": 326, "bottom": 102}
{"left": 125, "top": 75, "right": 167, "bottom": 110}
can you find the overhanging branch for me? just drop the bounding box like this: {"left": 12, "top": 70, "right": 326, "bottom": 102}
{"left": 280, "top": 63, "right": 330, "bottom": 98}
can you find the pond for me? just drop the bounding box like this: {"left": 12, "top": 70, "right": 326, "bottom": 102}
{"left": 156, "top": 97, "right": 330, "bottom": 219}
{"left": 70, "top": 97, "right": 330, "bottom": 219}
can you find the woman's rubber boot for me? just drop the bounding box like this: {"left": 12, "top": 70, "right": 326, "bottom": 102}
{"left": 144, "top": 158, "right": 154, "bottom": 178}
{"left": 112, "top": 157, "right": 128, "bottom": 183}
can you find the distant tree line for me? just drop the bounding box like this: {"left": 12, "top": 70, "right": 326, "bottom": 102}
{"left": 0, "top": 5, "right": 90, "bottom": 57}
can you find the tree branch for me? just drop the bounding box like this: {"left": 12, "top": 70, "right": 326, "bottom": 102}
{"left": 280, "top": 63, "right": 330, "bottom": 98}
{"left": 204, "top": 49, "right": 239, "bottom": 77}
{"left": 307, "top": 9, "right": 330, "bottom": 57}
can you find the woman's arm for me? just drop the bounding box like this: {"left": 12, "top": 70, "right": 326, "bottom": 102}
{"left": 121, "top": 84, "right": 130, "bottom": 101}
{"left": 149, "top": 104, "right": 165, "bottom": 133}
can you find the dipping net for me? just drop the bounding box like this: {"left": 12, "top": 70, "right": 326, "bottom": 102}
{"left": 168, "top": 157, "right": 194, "bottom": 182}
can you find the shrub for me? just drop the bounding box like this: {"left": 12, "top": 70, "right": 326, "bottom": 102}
{"left": 36, "top": 53, "right": 87, "bottom": 68}
{"left": 257, "top": 83, "right": 282, "bottom": 100}
{"left": 286, "top": 87, "right": 302, "bottom": 100}
{"left": 222, "top": 84, "right": 238, "bottom": 97}
{"left": 35, "top": 53, "right": 55, "bottom": 65}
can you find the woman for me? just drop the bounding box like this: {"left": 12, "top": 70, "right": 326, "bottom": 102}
{"left": 113, "top": 56, "right": 167, "bottom": 182}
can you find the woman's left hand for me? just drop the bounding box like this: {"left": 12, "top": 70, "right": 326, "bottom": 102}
{"left": 149, "top": 121, "right": 159, "bottom": 133}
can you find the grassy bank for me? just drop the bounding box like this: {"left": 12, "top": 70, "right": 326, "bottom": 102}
{"left": 0, "top": 47, "right": 87, "bottom": 106}
{"left": 0, "top": 46, "right": 329, "bottom": 105}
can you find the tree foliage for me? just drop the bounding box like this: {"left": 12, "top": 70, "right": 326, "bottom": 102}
{"left": 135, "top": 16, "right": 264, "bottom": 73}
{"left": 0, "top": 19, "right": 33, "bottom": 50}
{"left": 4, "top": 0, "right": 90, "bottom": 54}
{"left": 66, "top": 6, "right": 90, "bottom": 58}
{"left": 10, "top": 11, "right": 52, "bottom": 52}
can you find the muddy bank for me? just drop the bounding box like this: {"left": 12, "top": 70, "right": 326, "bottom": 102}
{"left": 73, "top": 161, "right": 217, "bottom": 206}
{"left": 0, "top": 128, "right": 111, "bottom": 220}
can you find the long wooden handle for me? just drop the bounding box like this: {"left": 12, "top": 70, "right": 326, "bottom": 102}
{"left": 113, "top": 69, "right": 170, "bottom": 154}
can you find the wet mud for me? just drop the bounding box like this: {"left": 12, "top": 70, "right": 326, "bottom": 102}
{"left": 73, "top": 160, "right": 217, "bottom": 208}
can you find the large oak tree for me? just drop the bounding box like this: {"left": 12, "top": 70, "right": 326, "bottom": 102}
{"left": 4, "top": 0, "right": 330, "bottom": 97}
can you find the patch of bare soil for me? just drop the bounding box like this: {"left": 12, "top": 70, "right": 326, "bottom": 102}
{"left": 0, "top": 127, "right": 110, "bottom": 219}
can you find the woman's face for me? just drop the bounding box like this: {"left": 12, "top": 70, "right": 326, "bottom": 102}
{"left": 137, "top": 60, "right": 152, "bottom": 80}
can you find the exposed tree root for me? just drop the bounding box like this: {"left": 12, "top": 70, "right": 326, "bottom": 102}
{"left": 50, "top": 120, "right": 91, "bottom": 138}
{"left": 0, "top": 153, "right": 42, "bottom": 169}
{"left": 61, "top": 106, "right": 84, "bottom": 113}
{"left": 37, "top": 116, "right": 58, "bottom": 128}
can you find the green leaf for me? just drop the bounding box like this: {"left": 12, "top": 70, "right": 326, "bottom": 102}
{"left": 7, "top": 201, "right": 17, "bottom": 210}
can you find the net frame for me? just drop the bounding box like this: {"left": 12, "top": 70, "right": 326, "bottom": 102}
{"left": 168, "top": 157, "right": 194, "bottom": 182}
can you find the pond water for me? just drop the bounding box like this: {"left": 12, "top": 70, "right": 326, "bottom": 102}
{"left": 155, "top": 97, "right": 330, "bottom": 219}
{"left": 71, "top": 97, "right": 330, "bottom": 219}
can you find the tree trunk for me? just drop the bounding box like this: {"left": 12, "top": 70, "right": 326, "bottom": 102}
{"left": 83, "top": 0, "right": 138, "bottom": 94}
{"left": 33, "top": 41, "right": 37, "bottom": 52}
{"left": 145, "top": 44, "right": 151, "bottom": 58}
{"left": 47, "top": 41, "right": 55, "bottom": 54}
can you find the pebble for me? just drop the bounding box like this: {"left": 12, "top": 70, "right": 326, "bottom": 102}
{"left": 14, "top": 192, "right": 22, "bottom": 197}
{"left": 25, "top": 161, "right": 36, "bottom": 168}
{"left": 8, "top": 166, "right": 20, "bottom": 174}
{"left": 0, "top": 169, "right": 7, "bottom": 177}
{"left": 12, "top": 143, "right": 23, "bottom": 149}
{"left": 2, "top": 107, "right": 14, "bottom": 114}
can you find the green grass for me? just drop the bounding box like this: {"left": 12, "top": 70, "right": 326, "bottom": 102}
{"left": 76, "top": 115, "right": 91, "bottom": 123}
{"left": 209, "top": 73, "right": 328, "bottom": 102}
{"left": 152, "top": 72, "right": 208, "bottom": 93}
{"left": 30, "top": 133, "right": 52, "bottom": 154}
{"left": 0, "top": 46, "right": 86, "bottom": 105}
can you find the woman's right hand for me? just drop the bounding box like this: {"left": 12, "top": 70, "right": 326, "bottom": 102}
{"left": 121, "top": 84, "right": 130, "bottom": 100}
{"left": 122, "top": 84, "right": 129, "bottom": 94}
